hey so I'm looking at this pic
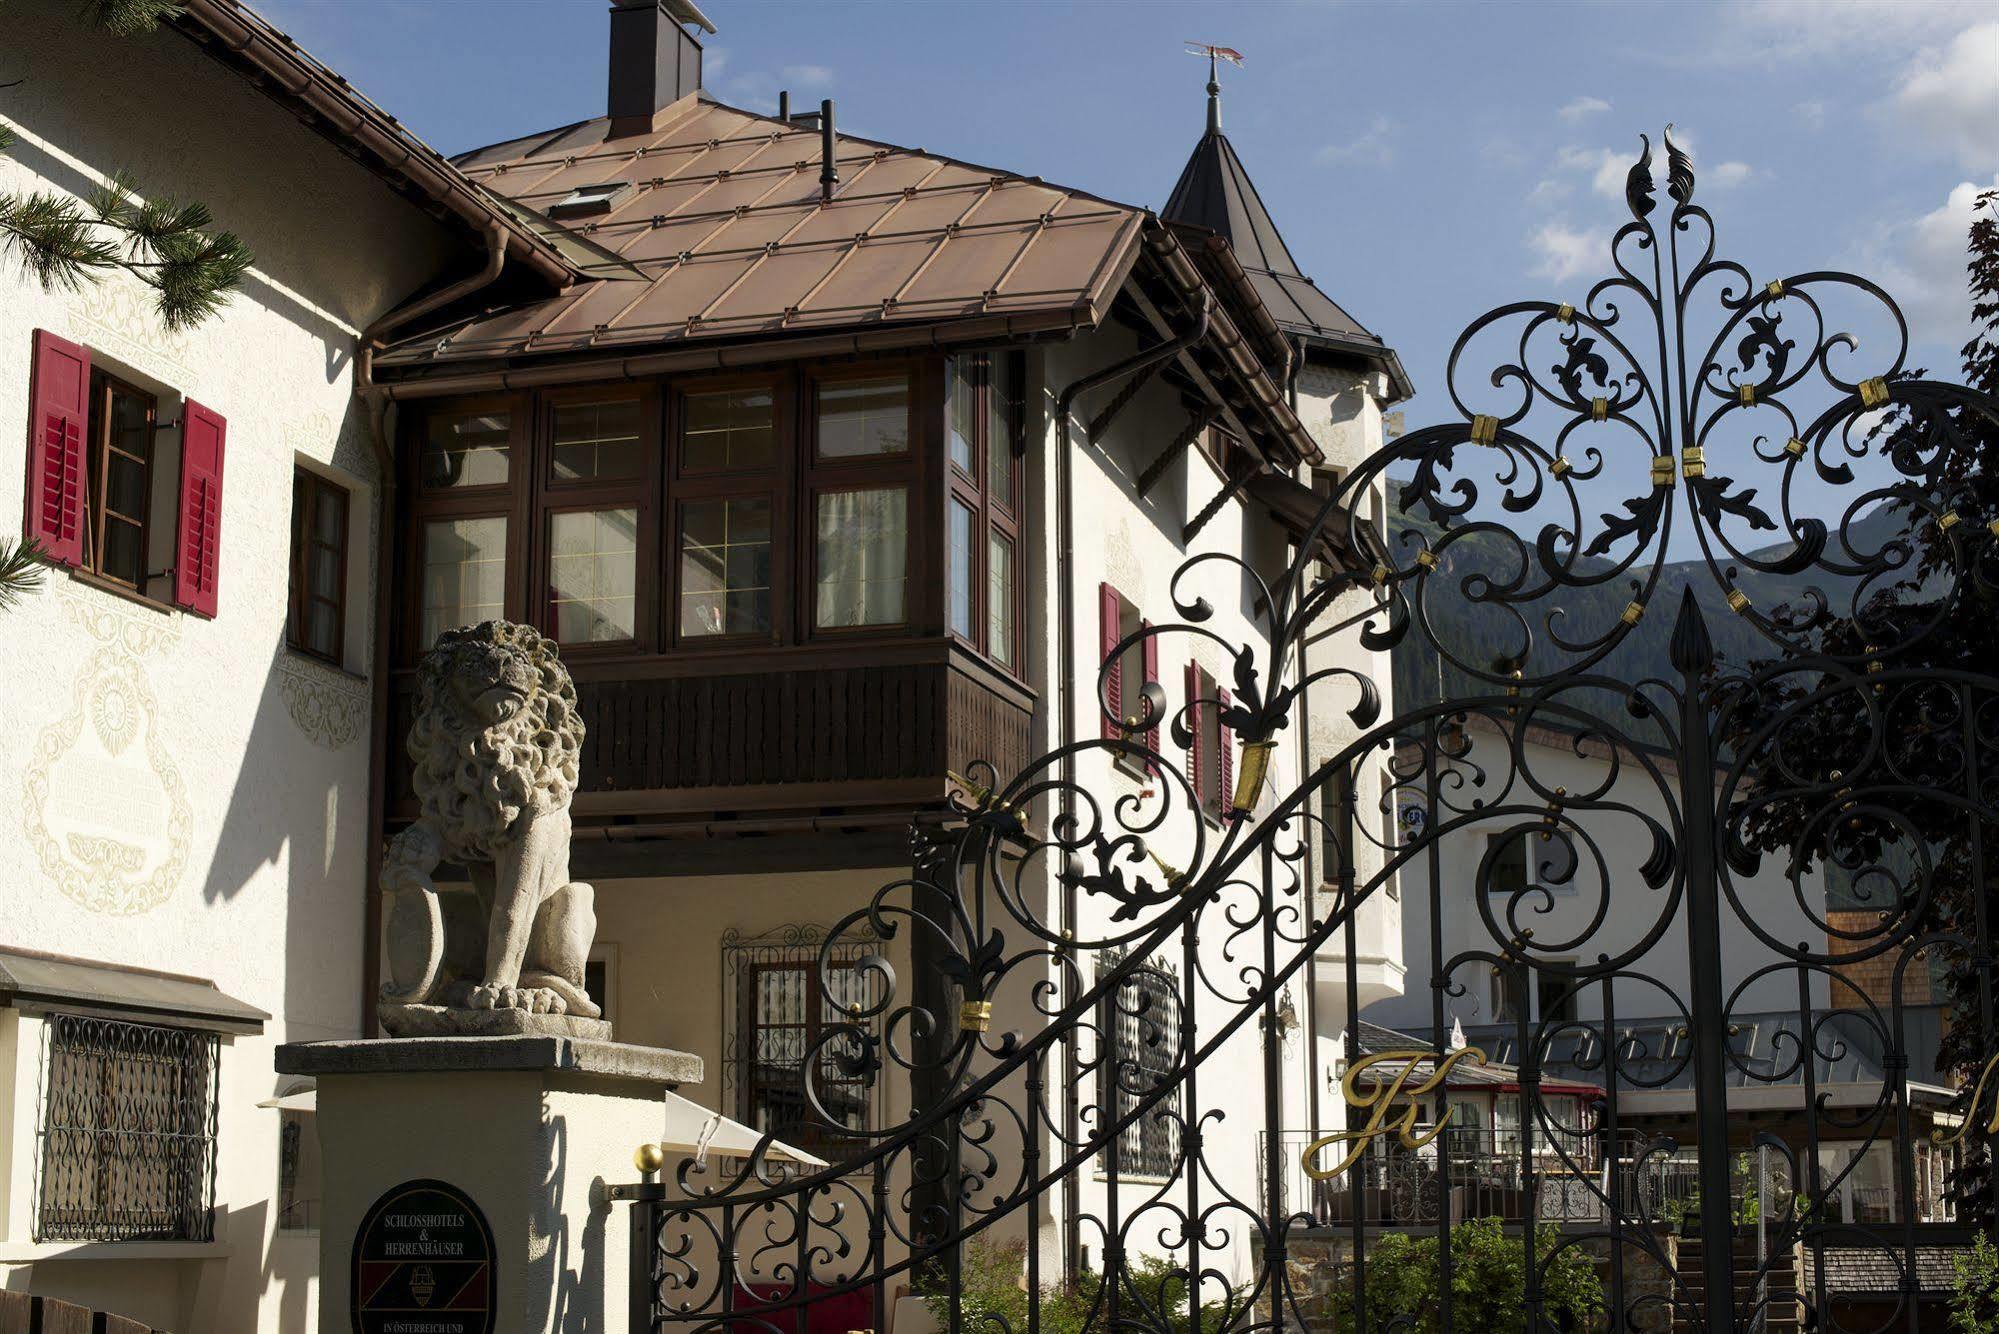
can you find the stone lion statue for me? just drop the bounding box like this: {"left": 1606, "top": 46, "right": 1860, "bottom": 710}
{"left": 378, "top": 620, "right": 601, "bottom": 1024}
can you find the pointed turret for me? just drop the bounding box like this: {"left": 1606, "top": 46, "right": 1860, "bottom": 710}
{"left": 1162, "top": 65, "right": 1411, "bottom": 401}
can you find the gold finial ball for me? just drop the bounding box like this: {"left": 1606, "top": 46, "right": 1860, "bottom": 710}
{"left": 634, "top": 1142, "right": 665, "bottom": 1174}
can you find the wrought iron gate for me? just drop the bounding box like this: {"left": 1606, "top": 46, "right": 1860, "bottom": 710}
{"left": 616, "top": 131, "right": 1999, "bottom": 1332}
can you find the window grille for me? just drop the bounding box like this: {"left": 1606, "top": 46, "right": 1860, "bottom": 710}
{"left": 722, "top": 924, "right": 881, "bottom": 1160}
{"left": 35, "top": 1014, "right": 220, "bottom": 1242}
{"left": 1097, "top": 955, "right": 1183, "bottom": 1178}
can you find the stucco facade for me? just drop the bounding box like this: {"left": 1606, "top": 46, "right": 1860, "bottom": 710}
{"left": 0, "top": 4, "right": 455, "bottom": 1329}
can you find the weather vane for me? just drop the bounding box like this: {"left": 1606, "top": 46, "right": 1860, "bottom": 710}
{"left": 1184, "top": 42, "right": 1242, "bottom": 132}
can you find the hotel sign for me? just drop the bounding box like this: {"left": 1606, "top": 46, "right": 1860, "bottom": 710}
{"left": 352, "top": 1179, "right": 496, "bottom": 1334}
{"left": 1301, "top": 1047, "right": 1489, "bottom": 1183}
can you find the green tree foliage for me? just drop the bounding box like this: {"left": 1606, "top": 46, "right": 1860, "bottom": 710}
{"left": 1952, "top": 1234, "right": 1999, "bottom": 1334}
{"left": 1320, "top": 1218, "right": 1606, "bottom": 1334}
{"left": 1722, "top": 189, "right": 1999, "bottom": 1223}
{"left": 917, "top": 1237, "right": 1240, "bottom": 1334}
{"left": 1, "top": 0, "right": 250, "bottom": 331}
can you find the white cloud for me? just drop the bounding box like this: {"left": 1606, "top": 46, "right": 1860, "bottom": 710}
{"left": 1317, "top": 115, "right": 1396, "bottom": 167}
{"left": 1527, "top": 177, "right": 1573, "bottom": 208}
{"left": 1871, "top": 174, "right": 1999, "bottom": 349}
{"left": 781, "top": 64, "right": 834, "bottom": 88}
{"left": 1888, "top": 22, "right": 1999, "bottom": 170}
{"left": 1556, "top": 145, "right": 1628, "bottom": 200}
{"left": 1558, "top": 96, "right": 1611, "bottom": 122}
{"left": 1726, "top": 0, "right": 1989, "bottom": 60}
{"left": 718, "top": 63, "right": 839, "bottom": 112}
{"left": 1708, "top": 161, "right": 1755, "bottom": 189}
{"left": 1795, "top": 99, "right": 1827, "bottom": 130}
{"left": 1529, "top": 221, "right": 1602, "bottom": 283}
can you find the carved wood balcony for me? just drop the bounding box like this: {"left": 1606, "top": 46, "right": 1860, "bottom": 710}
{"left": 386, "top": 639, "right": 1034, "bottom": 832}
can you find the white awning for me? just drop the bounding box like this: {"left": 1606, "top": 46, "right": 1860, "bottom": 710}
{"left": 255, "top": 1081, "right": 827, "bottom": 1167}
{"left": 658, "top": 1088, "right": 828, "bottom": 1168}
{"left": 257, "top": 1084, "right": 315, "bottom": 1111}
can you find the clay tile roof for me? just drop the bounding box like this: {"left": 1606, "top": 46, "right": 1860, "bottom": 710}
{"left": 374, "top": 99, "right": 1146, "bottom": 369}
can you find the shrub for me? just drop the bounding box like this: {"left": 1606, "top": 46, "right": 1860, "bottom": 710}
{"left": 917, "top": 1237, "right": 1241, "bottom": 1334}
{"left": 1321, "top": 1217, "right": 1606, "bottom": 1334}
{"left": 1951, "top": 1234, "right": 1999, "bottom": 1334}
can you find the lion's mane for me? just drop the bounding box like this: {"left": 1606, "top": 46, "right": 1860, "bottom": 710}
{"left": 406, "top": 621, "right": 584, "bottom": 865}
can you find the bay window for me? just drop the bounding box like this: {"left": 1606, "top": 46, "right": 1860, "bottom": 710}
{"left": 399, "top": 353, "right": 1025, "bottom": 669}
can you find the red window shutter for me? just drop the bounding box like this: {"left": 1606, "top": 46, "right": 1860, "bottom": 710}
{"left": 1184, "top": 661, "right": 1204, "bottom": 805}
{"left": 1099, "top": 582, "right": 1122, "bottom": 740}
{"left": 174, "top": 399, "right": 226, "bottom": 617}
{"left": 25, "top": 330, "right": 89, "bottom": 567}
{"left": 1141, "top": 619, "right": 1159, "bottom": 760}
{"left": 1218, "top": 685, "right": 1236, "bottom": 813}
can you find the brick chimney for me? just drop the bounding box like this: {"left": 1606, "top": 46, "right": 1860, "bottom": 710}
{"left": 607, "top": 0, "right": 714, "bottom": 137}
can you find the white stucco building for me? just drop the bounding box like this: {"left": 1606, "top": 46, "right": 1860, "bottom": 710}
{"left": 1, "top": 0, "right": 1412, "bottom": 1326}
{"left": 0, "top": 2, "right": 566, "bottom": 1328}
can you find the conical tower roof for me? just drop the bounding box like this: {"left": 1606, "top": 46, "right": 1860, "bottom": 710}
{"left": 1163, "top": 68, "right": 1409, "bottom": 397}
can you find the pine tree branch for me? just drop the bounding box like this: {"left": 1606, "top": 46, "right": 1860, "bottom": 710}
{"left": 0, "top": 537, "right": 49, "bottom": 613}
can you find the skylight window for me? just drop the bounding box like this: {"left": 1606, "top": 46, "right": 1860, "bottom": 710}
{"left": 548, "top": 183, "right": 630, "bottom": 219}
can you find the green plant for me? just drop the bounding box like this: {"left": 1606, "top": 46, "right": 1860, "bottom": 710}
{"left": 1322, "top": 1217, "right": 1606, "bottom": 1334}
{"left": 0, "top": 537, "right": 47, "bottom": 611}
{"left": 916, "top": 1237, "right": 1240, "bottom": 1334}
{"left": 1950, "top": 1234, "right": 1999, "bottom": 1334}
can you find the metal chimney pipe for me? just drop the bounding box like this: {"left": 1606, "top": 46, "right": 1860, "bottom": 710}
{"left": 777, "top": 90, "right": 789, "bottom": 121}
{"left": 819, "top": 98, "right": 837, "bottom": 202}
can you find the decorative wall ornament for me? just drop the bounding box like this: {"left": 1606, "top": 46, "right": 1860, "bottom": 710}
{"left": 69, "top": 282, "right": 193, "bottom": 382}
{"left": 279, "top": 651, "right": 367, "bottom": 750}
{"left": 58, "top": 578, "right": 181, "bottom": 656}
{"left": 22, "top": 649, "right": 191, "bottom": 915}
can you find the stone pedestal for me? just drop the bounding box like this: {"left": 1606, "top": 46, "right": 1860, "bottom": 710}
{"left": 278, "top": 1035, "right": 701, "bottom": 1334}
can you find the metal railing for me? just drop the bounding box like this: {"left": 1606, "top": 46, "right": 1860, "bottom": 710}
{"left": 34, "top": 1014, "right": 219, "bottom": 1243}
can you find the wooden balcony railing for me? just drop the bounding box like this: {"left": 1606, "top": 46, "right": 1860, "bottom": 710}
{"left": 387, "top": 640, "right": 1035, "bottom": 827}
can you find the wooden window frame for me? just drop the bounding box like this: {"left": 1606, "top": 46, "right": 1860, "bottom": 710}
{"left": 82, "top": 368, "right": 156, "bottom": 592}
{"left": 531, "top": 386, "right": 656, "bottom": 655}
{"left": 943, "top": 351, "right": 1023, "bottom": 675}
{"left": 805, "top": 362, "right": 922, "bottom": 640}
{"left": 287, "top": 466, "right": 350, "bottom": 666}
{"left": 668, "top": 373, "right": 789, "bottom": 649}
{"left": 401, "top": 392, "right": 529, "bottom": 660}
{"left": 741, "top": 957, "right": 875, "bottom": 1158}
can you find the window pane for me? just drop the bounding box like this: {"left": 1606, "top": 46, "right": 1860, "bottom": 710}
{"left": 100, "top": 519, "right": 144, "bottom": 588}
{"left": 420, "top": 516, "right": 507, "bottom": 647}
{"left": 816, "top": 376, "right": 909, "bottom": 458}
{"left": 421, "top": 409, "right": 511, "bottom": 489}
{"left": 306, "top": 601, "right": 339, "bottom": 659}
{"left": 987, "top": 529, "right": 1014, "bottom": 667}
{"left": 948, "top": 358, "right": 977, "bottom": 474}
{"left": 680, "top": 498, "right": 772, "bottom": 637}
{"left": 552, "top": 398, "right": 642, "bottom": 481}
{"left": 549, "top": 507, "right": 638, "bottom": 642}
{"left": 312, "top": 484, "right": 346, "bottom": 548}
{"left": 815, "top": 487, "right": 907, "bottom": 627}
{"left": 683, "top": 387, "right": 775, "bottom": 471}
{"left": 948, "top": 500, "right": 974, "bottom": 639}
{"left": 987, "top": 354, "right": 1013, "bottom": 506}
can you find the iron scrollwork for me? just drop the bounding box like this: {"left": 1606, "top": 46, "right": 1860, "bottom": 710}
{"left": 621, "top": 129, "right": 1999, "bottom": 1334}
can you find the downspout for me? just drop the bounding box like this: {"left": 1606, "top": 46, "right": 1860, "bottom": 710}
{"left": 1290, "top": 348, "right": 1326, "bottom": 1143}
{"left": 1050, "top": 288, "right": 1209, "bottom": 1278}
{"left": 352, "top": 224, "right": 511, "bottom": 1034}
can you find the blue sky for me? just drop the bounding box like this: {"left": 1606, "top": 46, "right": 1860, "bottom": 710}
{"left": 266, "top": 0, "right": 1994, "bottom": 454}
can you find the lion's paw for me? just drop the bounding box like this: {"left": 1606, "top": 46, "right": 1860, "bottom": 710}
{"left": 466, "top": 984, "right": 567, "bottom": 1014}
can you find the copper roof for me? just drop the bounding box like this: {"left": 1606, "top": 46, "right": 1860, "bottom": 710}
{"left": 373, "top": 98, "right": 1146, "bottom": 369}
